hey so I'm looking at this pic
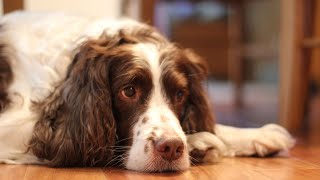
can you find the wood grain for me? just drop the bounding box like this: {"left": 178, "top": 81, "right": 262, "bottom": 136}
{"left": 1, "top": 143, "right": 319, "bottom": 180}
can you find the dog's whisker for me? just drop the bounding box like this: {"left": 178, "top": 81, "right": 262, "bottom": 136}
{"left": 189, "top": 155, "right": 198, "bottom": 165}
{"left": 112, "top": 154, "right": 128, "bottom": 167}
{"left": 105, "top": 155, "right": 125, "bottom": 167}
{"left": 112, "top": 156, "right": 127, "bottom": 167}
{"left": 109, "top": 145, "right": 131, "bottom": 148}
{"left": 114, "top": 137, "right": 134, "bottom": 144}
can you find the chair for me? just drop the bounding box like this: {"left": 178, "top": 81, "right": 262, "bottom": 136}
{"left": 280, "top": 0, "right": 320, "bottom": 133}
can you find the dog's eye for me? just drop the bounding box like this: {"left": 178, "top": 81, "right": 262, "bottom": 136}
{"left": 176, "top": 89, "right": 185, "bottom": 101}
{"left": 177, "top": 90, "right": 184, "bottom": 98}
{"left": 122, "top": 86, "right": 136, "bottom": 98}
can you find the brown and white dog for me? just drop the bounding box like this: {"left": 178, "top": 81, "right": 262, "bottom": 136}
{"left": 0, "top": 12, "right": 294, "bottom": 172}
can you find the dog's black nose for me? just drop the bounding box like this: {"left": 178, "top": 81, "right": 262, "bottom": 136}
{"left": 155, "top": 138, "right": 184, "bottom": 161}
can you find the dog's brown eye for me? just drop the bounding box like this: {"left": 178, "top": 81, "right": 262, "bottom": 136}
{"left": 176, "top": 89, "right": 185, "bottom": 101}
{"left": 177, "top": 90, "right": 184, "bottom": 98}
{"left": 122, "top": 86, "right": 136, "bottom": 98}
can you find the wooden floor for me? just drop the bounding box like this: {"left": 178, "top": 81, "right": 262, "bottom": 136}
{"left": 1, "top": 141, "right": 319, "bottom": 180}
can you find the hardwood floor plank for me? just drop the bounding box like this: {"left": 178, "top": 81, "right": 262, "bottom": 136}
{"left": 51, "top": 168, "right": 106, "bottom": 180}
{"left": 258, "top": 169, "right": 320, "bottom": 180}
{"left": 0, "top": 164, "right": 27, "bottom": 180}
{"left": 23, "top": 165, "right": 55, "bottom": 180}
{"left": 22, "top": 166, "right": 106, "bottom": 180}
{"left": 234, "top": 157, "right": 320, "bottom": 170}
{"left": 291, "top": 145, "right": 320, "bottom": 166}
{"left": 188, "top": 163, "right": 271, "bottom": 180}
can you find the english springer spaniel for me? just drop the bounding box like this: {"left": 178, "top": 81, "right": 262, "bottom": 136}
{"left": 0, "top": 12, "right": 294, "bottom": 172}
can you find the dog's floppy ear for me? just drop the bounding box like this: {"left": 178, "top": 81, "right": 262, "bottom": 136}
{"left": 181, "top": 49, "right": 216, "bottom": 134}
{"left": 29, "top": 33, "right": 131, "bottom": 167}
{"left": 0, "top": 44, "right": 13, "bottom": 112}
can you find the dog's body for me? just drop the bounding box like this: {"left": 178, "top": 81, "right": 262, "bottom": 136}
{"left": 0, "top": 12, "right": 294, "bottom": 172}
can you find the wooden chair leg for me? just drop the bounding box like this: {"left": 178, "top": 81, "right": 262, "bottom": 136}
{"left": 280, "top": 0, "right": 312, "bottom": 133}
{"left": 3, "top": 0, "right": 23, "bottom": 14}
{"left": 228, "top": 2, "right": 245, "bottom": 107}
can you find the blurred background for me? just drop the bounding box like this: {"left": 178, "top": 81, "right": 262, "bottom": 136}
{"left": 1, "top": 0, "right": 319, "bottom": 141}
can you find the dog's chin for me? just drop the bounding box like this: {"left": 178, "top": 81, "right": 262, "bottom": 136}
{"left": 125, "top": 146, "right": 190, "bottom": 172}
{"left": 125, "top": 156, "right": 190, "bottom": 172}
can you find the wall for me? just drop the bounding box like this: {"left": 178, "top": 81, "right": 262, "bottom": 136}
{"left": 24, "top": 0, "right": 121, "bottom": 18}
{"left": 0, "top": 0, "right": 3, "bottom": 15}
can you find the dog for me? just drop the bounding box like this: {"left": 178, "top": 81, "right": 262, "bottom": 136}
{"left": 0, "top": 11, "right": 294, "bottom": 172}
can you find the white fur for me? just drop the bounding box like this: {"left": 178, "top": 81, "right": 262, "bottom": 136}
{"left": 187, "top": 124, "right": 295, "bottom": 163}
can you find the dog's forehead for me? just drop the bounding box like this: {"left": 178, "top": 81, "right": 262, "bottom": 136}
{"left": 130, "top": 42, "right": 187, "bottom": 84}
{"left": 131, "top": 43, "right": 160, "bottom": 64}
{"left": 130, "top": 42, "right": 181, "bottom": 67}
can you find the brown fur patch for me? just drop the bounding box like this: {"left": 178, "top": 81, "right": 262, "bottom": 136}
{"left": 147, "top": 135, "right": 155, "bottom": 142}
{"left": 142, "top": 117, "right": 148, "bottom": 124}
{"left": 0, "top": 42, "right": 13, "bottom": 112}
{"left": 147, "top": 136, "right": 155, "bottom": 142}
{"left": 160, "top": 46, "right": 215, "bottom": 134}
{"left": 150, "top": 131, "right": 156, "bottom": 138}
{"left": 144, "top": 144, "right": 149, "bottom": 153}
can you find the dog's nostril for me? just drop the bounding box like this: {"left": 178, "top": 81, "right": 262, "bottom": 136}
{"left": 155, "top": 138, "right": 184, "bottom": 161}
{"left": 177, "top": 146, "right": 184, "bottom": 152}
{"left": 164, "top": 146, "right": 170, "bottom": 153}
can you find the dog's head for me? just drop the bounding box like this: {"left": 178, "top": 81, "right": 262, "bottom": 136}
{"left": 30, "top": 23, "right": 215, "bottom": 172}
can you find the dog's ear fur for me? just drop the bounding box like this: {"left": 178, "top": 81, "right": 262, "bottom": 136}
{"left": 0, "top": 44, "right": 13, "bottom": 112}
{"left": 29, "top": 33, "right": 131, "bottom": 167}
{"left": 181, "top": 49, "right": 216, "bottom": 134}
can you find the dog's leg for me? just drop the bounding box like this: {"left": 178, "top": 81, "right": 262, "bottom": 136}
{"left": 214, "top": 124, "right": 295, "bottom": 157}
{"left": 187, "top": 124, "right": 295, "bottom": 164}
{"left": 0, "top": 153, "right": 44, "bottom": 165}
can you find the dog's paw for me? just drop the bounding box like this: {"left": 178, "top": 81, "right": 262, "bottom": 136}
{"left": 252, "top": 124, "right": 295, "bottom": 157}
{"left": 187, "top": 132, "right": 227, "bottom": 164}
